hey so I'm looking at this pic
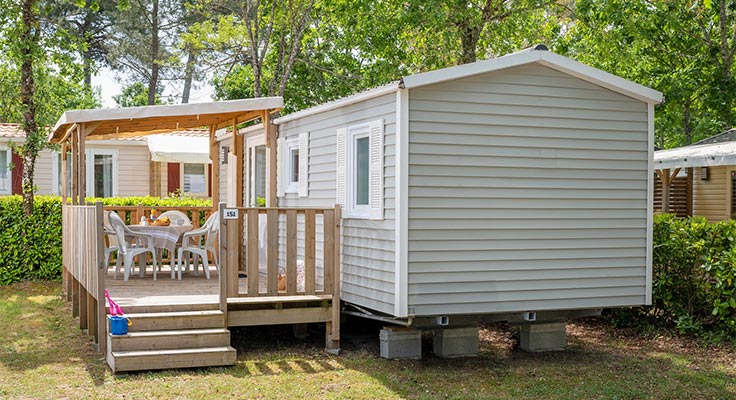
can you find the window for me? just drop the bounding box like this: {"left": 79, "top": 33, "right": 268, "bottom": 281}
{"left": 337, "top": 119, "right": 383, "bottom": 220}
{"left": 283, "top": 139, "right": 299, "bottom": 193}
{"left": 85, "top": 149, "right": 118, "bottom": 198}
{"left": 347, "top": 123, "right": 371, "bottom": 218}
{"left": 0, "top": 148, "right": 10, "bottom": 195}
{"left": 182, "top": 163, "right": 207, "bottom": 196}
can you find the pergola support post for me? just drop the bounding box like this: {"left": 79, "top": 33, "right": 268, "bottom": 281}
{"left": 78, "top": 125, "right": 86, "bottom": 201}
{"left": 210, "top": 125, "right": 219, "bottom": 209}
{"left": 263, "top": 111, "right": 277, "bottom": 207}
{"left": 656, "top": 167, "right": 681, "bottom": 214}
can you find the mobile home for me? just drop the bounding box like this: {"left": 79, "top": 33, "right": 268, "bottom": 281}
{"left": 268, "top": 46, "right": 662, "bottom": 353}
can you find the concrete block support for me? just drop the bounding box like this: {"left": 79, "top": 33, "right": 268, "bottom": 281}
{"left": 519, "top": 322, "right": 567, "bottom": 352}
{"left": 433, "top": 326, "right": 479, "bottom": 358}
{"left": 380, "top": 327, "right": 422, "bottom": 359}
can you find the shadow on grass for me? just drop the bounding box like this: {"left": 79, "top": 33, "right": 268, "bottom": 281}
{"left": 220, "top": 318, "right": 736, "bottom": 399}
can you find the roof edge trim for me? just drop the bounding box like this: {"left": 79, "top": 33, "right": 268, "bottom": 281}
{"left": 273, "top": 83, "right": 398, "bottom": 125}
{"left": 402, "top": 49, "right": 663, "bottom": 104}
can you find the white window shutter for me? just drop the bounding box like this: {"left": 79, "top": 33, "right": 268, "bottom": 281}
{"left": 277, "top": 137, "right": 285, "bottom": 197}
{"left": 298, "top": 132, "right": 309, "bottom": 197}
{"left": 369, "top": 119, "right": 384, "bottom": 220}
{"left": 335, "top": 127, "right": 347, "bottom": 207}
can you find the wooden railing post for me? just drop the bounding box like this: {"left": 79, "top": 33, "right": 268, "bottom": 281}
{"left": 266, "top": 209, "right": 278, "bottom": 295}
{"left": 326, "top": 204, "right": 341, "bottom": 353}
{"left": 226, "top": 205, "right": 239, "bottom": 297}
{"left": 218, "top": 203, "right": 228, "bottom": 324}
{"left": 96, "top": 202, "right": 106, "bottom": 354}
{"left": 246, "top": 209, "right": 259, "bottom": 295}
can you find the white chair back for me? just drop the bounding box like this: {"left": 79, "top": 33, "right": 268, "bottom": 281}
{"left": 159, "top": 210, "right": 191, "bottom": 225}
{"left": 107, "top": 211, "right": 132, "bottom": 254}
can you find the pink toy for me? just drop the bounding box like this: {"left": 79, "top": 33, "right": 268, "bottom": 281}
{"left": 105, "top": 289, "right": 125, "bottom": 316}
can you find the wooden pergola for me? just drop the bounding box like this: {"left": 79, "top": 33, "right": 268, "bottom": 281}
{"left": 49, "top": 97, "right": 284, "bottom": 207}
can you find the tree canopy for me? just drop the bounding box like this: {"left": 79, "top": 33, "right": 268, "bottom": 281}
{"left": 2, "top": 0, "right": 736, "bottom": 151}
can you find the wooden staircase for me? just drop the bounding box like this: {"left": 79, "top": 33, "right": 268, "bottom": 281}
{"left": 106, "top": 305, "right": 236, "bottom": 373}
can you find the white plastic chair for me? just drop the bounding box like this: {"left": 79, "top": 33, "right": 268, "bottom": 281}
{"left": 103, "top": 212, "right": 123, "bottom": 279}
{"left": 177, "top": 212, "right": 219, "bottom": 280}
{"left": 108, "top": 211, "right": 159, "bottom": 281}
{"left": 158, "top": 210, "right": 191, "bottom": 225}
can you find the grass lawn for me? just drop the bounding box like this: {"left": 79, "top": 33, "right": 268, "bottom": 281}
{"left": 1, "top": 281, "right": 735, "bottom": 399}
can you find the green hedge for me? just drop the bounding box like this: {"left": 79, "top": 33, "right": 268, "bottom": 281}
{"left": 0, "top": 195, "right": 211, "bottom": 285}
{"left": 611, "top": 213, "right": 736, "bottom": 341}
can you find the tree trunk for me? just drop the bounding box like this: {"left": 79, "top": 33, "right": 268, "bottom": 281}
{"left": 20, "top": 0, "right": 39, "bottom": 216}
{"left": 182, "top": 45, "right": 195, "bottom": 104}
{"left": 148, "top": 0, "right": 159, "bottom": 105}
{"left": 458, "top": 24, "right": 481, "bottom": 64}
{"left": 683, "top": 98, "right": 692, "bottom": 145}
{"left": 82, "top": 9, "right": 93, "bottom": 89}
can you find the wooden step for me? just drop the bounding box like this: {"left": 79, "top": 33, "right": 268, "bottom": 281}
{"left": 123, "top": 310, "right": 225, "bottom": 332}
{"left": 108, "top": 302, "right": 219, "bottom": 314}
{"left": 109, "top": 346, "right": 237, "bottom": 373}
{"left": 108, "top": 328, "right": 231, "bottom": 352}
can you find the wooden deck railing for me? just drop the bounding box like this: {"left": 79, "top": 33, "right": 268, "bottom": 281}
{"left": 218, "top": 203, "right": 342, "bottom": 350}
{"left": 218, "top": 204, "right": 341, "bottom": 298}
{"left": 62, "top": 203, "right": 106, "bottom": 353}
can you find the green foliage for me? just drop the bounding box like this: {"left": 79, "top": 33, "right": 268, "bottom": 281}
{"left": 0, "top": 195, "right": 211, "bottom": 285}
{"left": 0, "top": 195, "right": 62, "bottom": 284}
{"left": 612, "top": 214, "right": 736, "bottom": 341}
{"left": 113, "top": 82, "right": 164, "bottom": 107}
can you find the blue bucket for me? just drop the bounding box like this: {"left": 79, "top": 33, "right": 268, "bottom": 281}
{"left": 108, "top": 315, "right": 131, "bottom": 335}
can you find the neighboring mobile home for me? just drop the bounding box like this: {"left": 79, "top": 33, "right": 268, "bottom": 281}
{"left": 1, "top": 123, "right": 213, "bottom": 198}
{"left": 654, "top": 129, "right": 736, "bottom": 222}
{"left": 265, "top": 45, "right": 662, "bottom": 347}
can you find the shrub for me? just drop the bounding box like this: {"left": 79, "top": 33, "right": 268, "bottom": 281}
{"left": 611, "top": 213, "right": 736, "bottom": 341}
{"left": 0, "top": 195, "right": 211, "bottom": 285}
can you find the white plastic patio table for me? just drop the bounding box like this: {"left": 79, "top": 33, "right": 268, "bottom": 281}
{"left": 127, "top": 223, "right": 193, "bottom": 277}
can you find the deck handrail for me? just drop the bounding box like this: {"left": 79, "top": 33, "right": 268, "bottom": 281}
{"left": 217, "top": 203, "right": 342, "bottom": 350}
{"left": 218, "top": 205, "right": 340, "bottom": 297}
{"left": 62, "top": 203, "right": 106, "bottom": 353}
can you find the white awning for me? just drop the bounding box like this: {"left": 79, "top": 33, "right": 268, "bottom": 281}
{"left": 654, "top": 141, "right": 736, "bottom": 169}
{"left": 147, "top": 135, "right": 211, "bottom": 164}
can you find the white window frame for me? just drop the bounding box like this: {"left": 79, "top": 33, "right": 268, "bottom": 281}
{"left": 180, "top": 163, "right": 209, "bottom": 197}
{"left": 85, "top": 148, "right": 119, "bottom": 197}
{"left": 283, "top": 138, "right": 299, "bottom": 194}
{"left": 346, "top": 123, "right": 371, "bottom": 218}
{"left": 0, "top": 146, "right": 11, "bottom": 195}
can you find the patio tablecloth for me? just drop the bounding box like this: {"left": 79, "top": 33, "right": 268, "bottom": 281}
{"left": 127, "top": 223, "right": 193, "bottom": 252}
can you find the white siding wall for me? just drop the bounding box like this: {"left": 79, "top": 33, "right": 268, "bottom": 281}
{"left": 35, "top": 149, "right": 54, "bottom": 194}
{"left": 407, "top": 64, "right": 649, "bottom": 316}
{"left": 5, "top": 142, "right": 151, "bottom": 197}
{"left": 693, "top": 166, "right": 728, "bottom": 222}
{"left": 218, "top": 137, "right": 232, "bottom": 204}
{"left": 278, "top": 93, "right": 397, "bottom": 315}
{"left": 95, "top": 144, "right": 150, "bottom": 197}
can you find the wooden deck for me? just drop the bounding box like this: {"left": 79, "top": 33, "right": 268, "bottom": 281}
{"left": 105, "top": 265, "right": 220, "bottom": 311}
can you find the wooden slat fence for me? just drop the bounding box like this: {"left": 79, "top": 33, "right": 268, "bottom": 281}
{"left": 62, "top": 203, "right": 106, "bottom": 353}
{"left": 219, "top": 205, "right": 340, "bottom": 298}
{"left": 654, "top": 174, "right": 690, "bottom": 217}
{"left": 218, "top": 203, "right": 342, "bottom": 351}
